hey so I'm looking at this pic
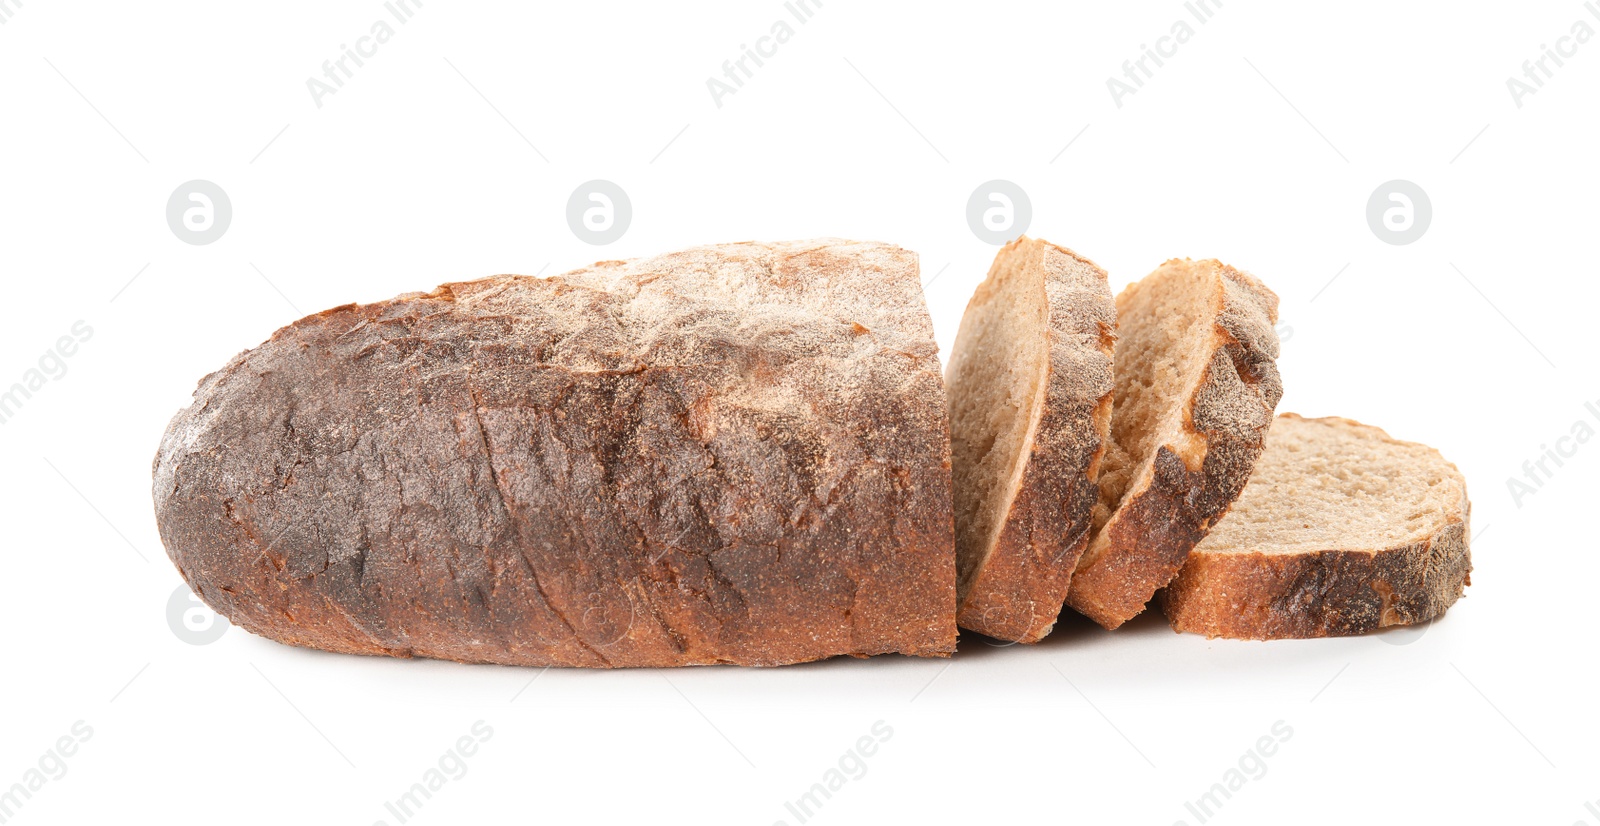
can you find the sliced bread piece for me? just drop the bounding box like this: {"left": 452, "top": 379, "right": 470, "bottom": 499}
{"left": 1160, "top": 414, "right": 1472, "bottom": 639}
{"left": 946, "top": 236, "right": 1116, "bottom": 642}
{"left": 1064, "top": 258, "right": 1282, "bottom": 629}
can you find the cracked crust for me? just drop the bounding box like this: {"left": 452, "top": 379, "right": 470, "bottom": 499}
{"left": 947, "top": 238, "right": 1115, "bottom": 642}
{"left": 1160, "top": 415, "right": 1472, "bottom": 639}
{"left": 152, "top": 239, "right": 957, "bottom": 667}
{"left": 1064, "top": 259, "right": 1282, "bottom": 629}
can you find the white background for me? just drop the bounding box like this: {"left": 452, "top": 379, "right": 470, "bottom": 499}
{"left": 2, "top": 1, "right": 1596, "bottom": 824}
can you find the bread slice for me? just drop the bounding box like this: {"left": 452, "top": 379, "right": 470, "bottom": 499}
{"left": 1064, "top": 259, "right": 1282, "bottom": 629}
{"left": 946, "top": 237, "right": 1115, "bottom": 642}
{"left": 1161, "top": 414, "right": 1472, "bottom": 639}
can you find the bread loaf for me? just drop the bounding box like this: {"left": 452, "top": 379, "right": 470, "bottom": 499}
{"left": 945, "top": 237, "right": 1115, "bottom": 642}
{"left": 1160, "top": 414, "right": 1472, "bottom": 639}
{"left": 153, "top": 240, "right": 958, "bottom": 667}
{"left": 1064, "top": 259, "right": 1282, "bottom": 629}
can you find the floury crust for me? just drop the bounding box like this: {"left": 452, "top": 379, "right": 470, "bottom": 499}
{"left": 153, "top": 240, "right": 957, "bottom": 667}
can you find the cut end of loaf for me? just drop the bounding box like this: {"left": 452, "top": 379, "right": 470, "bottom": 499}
{"left": 1161, "top": 414, "right": 1472, "bottom": 640}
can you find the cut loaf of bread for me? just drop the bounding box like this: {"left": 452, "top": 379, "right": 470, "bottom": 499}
{"left": 946, "top": 237, "right": 1116, "bottom": 642}
{"left": 1064, "top": 258, "right": 1282, "bottom": 629}
{"left": 153, "top": 240, "right": 958, "bottom": 668}
{"left": 1161, "top": 414, "right": 1472, "bottom": 639}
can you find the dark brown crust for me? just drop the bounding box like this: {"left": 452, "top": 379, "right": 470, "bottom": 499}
{"left": 1159, "top": 519, "right": 1471, "bottom": 640}
{"left": 152, "top": 240, "right": 957, "bottom": 668}
{"left": 952, "top": 239, "right": 1115, "bottom": 642}
{"left": 1064, "top": 261, "right": 1282, "bottom": 629}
